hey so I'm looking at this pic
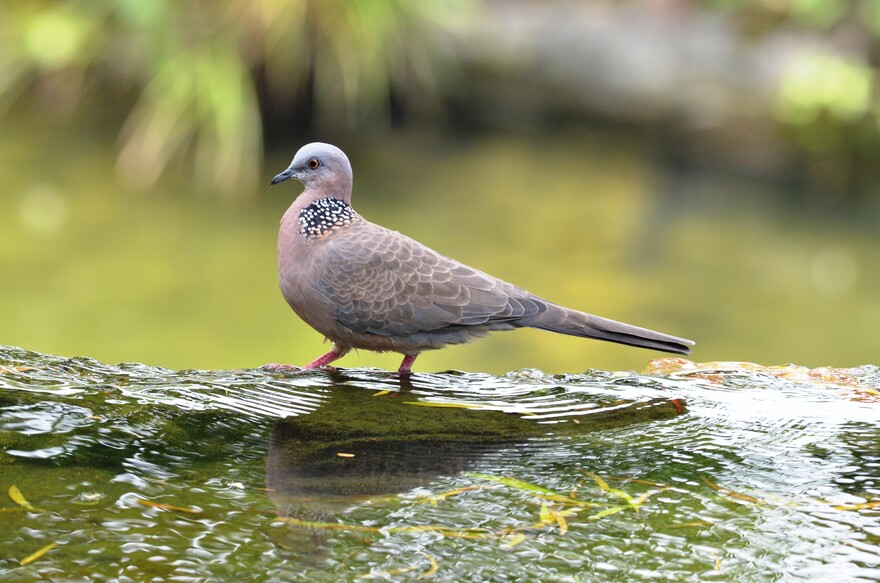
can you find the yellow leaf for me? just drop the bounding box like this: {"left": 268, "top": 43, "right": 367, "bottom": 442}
{"left": 501, "top": 532, "right": 526, "bottom": 548}
{"left": 702, "top": 478, "right": 762, "bottom": 504}
{"left": 539, "top": 503, "right": 552, "bottom": 524}
{"left": 372, "top": 390, "right": 391, "bottom": 397}
{"left": 554, "top": 510, "right": 569, "bottom": 534}
{"left": 0, "top": 366, "right": 35, "bottom": 374}
{"left": 583, "top": 471, "right": 611, "bottom": 492}
{"left": 420, "top": 485, "right": 483, "bottom": 505}
{"left": 274, "top": 517, "right": 492, "bottom": 540}
{"left": 336, "top": 452, "right": 355, "bottom": 458}
{"left": 135, "top": 498, "right": 201, "bottom": 514}
{"left": 8, "top": 486, "right": 34, "bottom": 510}
{"left": 831, "top": 500, "right": 880, "bottom": 511}
{"left": 20, "top": 542, "right": 57, "bottom": 565}
{"left": 582, "top": 472, "right": 636, "bottom": 506}
{"left": 605, "top": 476, "right": 668, "bottom": 488}
{"left": 589, "top": 505, "right": 628, "bottom": 520}
{"left": 418, "top": 551, "right": 439, "bottom": 578}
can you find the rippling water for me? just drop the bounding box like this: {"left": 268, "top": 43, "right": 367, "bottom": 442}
{"left": 0, "top": 346, "right": 878, "bottom": 581}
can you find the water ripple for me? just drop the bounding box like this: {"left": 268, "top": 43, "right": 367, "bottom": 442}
{"left": 0, "top": 346, "right": 878, "bottom": 581}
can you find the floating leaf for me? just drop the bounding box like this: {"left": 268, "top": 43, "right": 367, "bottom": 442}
{"left": 466, "top": 473, "right": 563, "bottom": 497}
{"left": 420, "top": 485, "right": 484, "bottom": 506}
{"left": 0, "top": 366, "right": 35, "bottom": 374}
{"left": 702, "top": 478, "right": 762, "bottom": 504}
{"left": 605, "top": 476, "right": 669, "bottom": 488}
{"left": 630, "top": 490, "right": 657, "bottom": 508}
{"left": 582, "top": 471, "right": 637, "bottom": 507}
{"left": 831, "top": 500, "right": 880, "bottom": 511}
{"left": 135, "top": 498, "right": 201, "bottom": 514}
{"left": 8, "top": 486, "right": 34, "bottom": 510}
{"left": 539, "top": 503, "right": 552, "bottom": 524}
{"left": 553, "top": 509, "right": 569, "bottom": 534}
{"left": 336, "top": 452, "right": 355, "bottom": 458}
{"left": 584, "top": 472, "right": 611, "bottom": 493}
{"left": 20, "top": 542, "right": 57, "bottom": 565}
{"left": 275, "top": 517, "right": 492, "bottom": 540}
{"left": 466, "top": 473, "right": 610, "bottom": 508}
{"left": 500, "top": 531, "right": 526, "bottom": 548}
{"left": 418, "top": 551, "right": 439, "bottom": 578}
{"left": 589, "top": 505, "right": 628, "bottom": 520}
{"left": 72, "top": 492, "right": 105, "bottom": 506}
{"left": 522, "top": 506, "right": 581, "bottom": 533}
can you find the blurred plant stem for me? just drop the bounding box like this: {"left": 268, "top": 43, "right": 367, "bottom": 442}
{"left": 0, "top": 0, "right": 470, "bottom": 197}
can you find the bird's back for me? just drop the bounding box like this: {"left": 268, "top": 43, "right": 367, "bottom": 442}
{"left": 279, "top": 197, "right": 551, "bottom": 352}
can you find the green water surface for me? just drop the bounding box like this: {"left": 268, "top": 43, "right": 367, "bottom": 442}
{"left": 1, "top": 346, "right": 878, "bottom": 581}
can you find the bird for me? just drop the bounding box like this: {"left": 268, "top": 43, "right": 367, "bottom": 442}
{"left": 270, "top": 142, "right": 694, "bottom": 374}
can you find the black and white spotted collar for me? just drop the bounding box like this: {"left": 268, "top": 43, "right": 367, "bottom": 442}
{"left": 298, "top": 197, "right": 358, "bottom": 238}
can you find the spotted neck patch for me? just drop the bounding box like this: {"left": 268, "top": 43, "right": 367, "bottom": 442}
{"left": 298, "top": 197, "right": 358, "bottom": 238}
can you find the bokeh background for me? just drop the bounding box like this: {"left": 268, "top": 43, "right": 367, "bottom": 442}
{"left": 1, "top": 0, "right": 878, "bottom": 374}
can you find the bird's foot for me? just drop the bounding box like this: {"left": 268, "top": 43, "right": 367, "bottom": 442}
{"left": 395, "top": 354, "right": 419, "bottom": 375}
{"left": 303, "top": 349, "right": 346, "bottom": 370}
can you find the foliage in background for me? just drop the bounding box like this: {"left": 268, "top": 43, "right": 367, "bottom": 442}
{"left": 706, "top": 0, "right": 880, "bottom": 151}
{"left": 0, "top": 0, "right": 467, "bottom": 197}
{"left": 7, "top": 0, "right": 880, "bottom": 198}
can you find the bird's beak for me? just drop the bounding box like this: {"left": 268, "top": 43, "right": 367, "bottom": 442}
{"left": 271, "top": 168, "right": 295, "bottom": 185}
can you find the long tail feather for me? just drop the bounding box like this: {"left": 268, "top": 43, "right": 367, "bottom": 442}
{"left": 523, "top": 304, "right": 694, "bottom": 355}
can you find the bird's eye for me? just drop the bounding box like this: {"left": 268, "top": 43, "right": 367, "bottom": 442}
{"left": 307, "top": 158, "right": 320, "bottom": 169}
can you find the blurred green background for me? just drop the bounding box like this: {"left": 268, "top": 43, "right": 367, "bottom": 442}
{"left": 1, "top": 0, "right": 878, "bottom": 373}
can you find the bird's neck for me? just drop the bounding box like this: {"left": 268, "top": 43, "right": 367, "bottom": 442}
{"left": 292, "top": 186, "right": 352, "bottom": 210}
{"left": 281, "top": 187, "right": 355, "bottom": 236}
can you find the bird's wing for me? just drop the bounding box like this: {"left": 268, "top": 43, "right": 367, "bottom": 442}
{"left": 313, "top": 223, "right": 546, "bottom": 336}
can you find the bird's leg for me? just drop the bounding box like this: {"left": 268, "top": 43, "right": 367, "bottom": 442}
{"left": 303, "top": 346, "right": 348, "bottom": 369}
{"left": 397, "top": 354, "right": 418, "bottom": 375}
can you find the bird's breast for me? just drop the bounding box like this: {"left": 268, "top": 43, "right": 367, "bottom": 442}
{"left": 277, "top": 198, "right": 358, "bottom": 335}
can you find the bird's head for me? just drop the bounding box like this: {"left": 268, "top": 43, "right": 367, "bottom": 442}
{"left": 271, "top": 142, "right": 353, "bottom": 202}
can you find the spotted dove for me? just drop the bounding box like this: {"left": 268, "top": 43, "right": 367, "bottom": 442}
{"left": 271, "top": 142, "right": 694, "bottom": 373}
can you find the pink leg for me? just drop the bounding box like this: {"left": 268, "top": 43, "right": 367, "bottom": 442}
{"left": 303, "top": 348, "right": 347, "bottom": 370}
{"left": 397, "top": 354, "right": 418, "bottom": 374}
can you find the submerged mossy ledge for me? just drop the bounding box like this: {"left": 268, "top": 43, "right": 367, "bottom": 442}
{"left": 3, "top": 344, "right": 877, "bottom": 504}
{"left": 1, "top": 346, "right": 879, "bottom": 580}
{"left": 0, "top": 344, "right": 686, "bottom": 471}
{"left": 0, "top": 344, "right": 688, "bottom": 526}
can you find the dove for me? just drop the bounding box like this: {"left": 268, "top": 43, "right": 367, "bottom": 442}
{"left": 271, "top": 142, "right": 693, "bottom": 374}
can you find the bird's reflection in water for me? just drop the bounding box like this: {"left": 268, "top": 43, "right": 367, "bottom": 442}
{"left": 266, "top": 381, "right": 526, "bottom": 510}
{"left": 264, "top": 373, "right": 684, "bottom": 555}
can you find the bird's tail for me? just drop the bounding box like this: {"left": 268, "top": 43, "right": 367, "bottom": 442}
{"left": 521, "top": 303, "right": 694, "bottom": 355}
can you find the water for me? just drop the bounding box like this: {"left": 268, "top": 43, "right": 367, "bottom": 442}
{"left": 1, "top": 346, "right": 878, "bottom": 581}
